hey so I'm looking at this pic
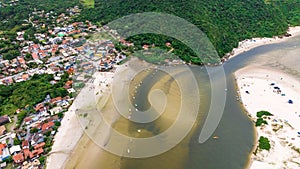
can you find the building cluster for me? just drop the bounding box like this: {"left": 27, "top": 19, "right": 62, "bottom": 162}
{"left": 0, "top": 4, "right": 130, "bottom": 168}
{"left": 0, "top": 0, "right": 18, "bottom": 7}
{"left": 0, "top": 92, "right": 73, "bottom": 168}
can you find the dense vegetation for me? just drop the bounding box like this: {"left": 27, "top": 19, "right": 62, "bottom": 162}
{"left": 258, "top": 136, "right": 271, "bottom": 151}
{"left": 1, "top": 0, "right": 299, "bottom": 64}
{"left": 76, "top": 0, "right": 300, "bottom": 64}
{"left": 0, "top": 0, "right": 80, "bottom": 31}
{"left": 0, "top": 73, "right": 69, "bottom": 116}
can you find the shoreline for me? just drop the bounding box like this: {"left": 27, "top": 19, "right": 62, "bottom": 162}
{"left": 235, "top": 66, "right": 300, "bottom": 169}
{"left": 223, "top": 26, "right": 300, "bottom": 62}
{"left": 46, "top": 70, "right": 116, "bottom": 169}
{"left": 46, "top": 26, "right": 300, "bottom": 168}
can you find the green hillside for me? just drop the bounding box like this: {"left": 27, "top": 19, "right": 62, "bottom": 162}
{"left": 0, "top": 0, "right": 299, "bottom": 64}
{"left": 77, "top": 0, "right": 299, "bottom": 63}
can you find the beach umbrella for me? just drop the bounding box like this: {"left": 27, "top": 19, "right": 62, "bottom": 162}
{"left": 274, "top": 87, "right": 280, "bottom": 89}
{"left": 245, "top": 91, "right": 250, "bottom": 94}
{"left": 298, "top": 132, "right": 300, "bottom": 135}
{"left": 288, "top": 100, "right": 293, "bottom": 104}
{"left": 270, "top": 83, "right": 275, "bottom": 86}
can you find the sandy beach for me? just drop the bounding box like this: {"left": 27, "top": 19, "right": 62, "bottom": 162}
{"left": 46, "top": 70, "right": 115, "bottom": 169}
{"left": 46, "top": 26, "right": 300, "bottom": 168}
{"left": 226, "top": 26, "right": 300, "bottom": 60}
{"left": 235, "top": 66, "right": 300, "bottom": 169}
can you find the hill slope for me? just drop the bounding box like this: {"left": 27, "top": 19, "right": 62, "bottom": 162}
{"left": 77, "top": 0, "right": 299, "bottom": 63}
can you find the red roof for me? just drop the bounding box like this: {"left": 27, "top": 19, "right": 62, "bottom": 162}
{"left": 0, "top": 143, "right": 6, "bottom": 155}
{"left": 18, "top": 57, "right": 26, "bottom": 64}
{"left": 32, "top": 53, "right": 39, "bottom": 60}
{"left": 50, "top": 97, "right": 62, "bottom": 104}
{"left": 22, "top": 74, "right": 29, "bottom": 80}
{"left": 31, "top": 44, "right": 39, "bottom": 49}
{"left": 22, "top": 140, "right": 29, "bottom": 148}
{"left": 30, "top": 148, "right": 43, "bottom": 158}
{"left": 67, "top": 67, "right": 74, "bottom": 74}
{"left": 13, "top": 153, "right": 24, "bottom": 163}
{"left": 143, "top": 44, "right": 149, "bottom": 50}
{"left": 24, "top": 117, "right": 32, "bottom": 123}
{"left": 23, "top": 148, "right": 31, "bottom": 159}
{"left": 34, "top": 142, "right": 45, "bottom": 150}
{"left": 42, "top": 121, "right": 55, "bottom": 131}
{"left": 65, "top": 80, "right": 73, "bottom": 86}
{"left": 35, "top": 103, "right": 44, "bottom": 111}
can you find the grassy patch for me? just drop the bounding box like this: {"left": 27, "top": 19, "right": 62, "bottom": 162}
{"left": 90, "top": 32, "right": 115, "bottom": 42}
{"left": 80, "top": 0, "right": 94, "bottom": 8}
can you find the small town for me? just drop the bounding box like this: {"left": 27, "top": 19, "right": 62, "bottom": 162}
{"left": 0, "top": 4, "right": 130, "bottom": 169}
{"left": 1, "top": 1, "right": 300, "bottom": 169}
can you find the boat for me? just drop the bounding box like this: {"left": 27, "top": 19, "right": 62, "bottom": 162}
{"left": 213, "top": 136, "right": 219, "bottom": 139}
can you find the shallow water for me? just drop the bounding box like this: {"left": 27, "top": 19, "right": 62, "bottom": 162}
{"left": 66, "top": 35, "right": 300, "bottom": 169}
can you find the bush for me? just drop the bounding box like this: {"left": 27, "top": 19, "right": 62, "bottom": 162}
{"left": 258, "top": 136, "right": 271, "bottom": 151}
{"left": 255, "top": 118, "right": 268, "bottom": 127}
{"left": 54, "top": 121, "right": 61, "bottom": 127}
{"left": 256, "top": 111, "right": 273, "bottom": 118}
{"left": 30, "top": 128, "right": 39, "bottom": 133}
{"left": 13, "top": 138, "right": 22, "bottom": 145}
{"left": 39, "top": 156, "right": 46, "bottom": 164}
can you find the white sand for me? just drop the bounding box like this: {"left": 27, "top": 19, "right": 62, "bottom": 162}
{"left": 46, "top": 71, "right": 115, "bottom": 169}
{"left": 235, "top": 67, "right": 300, "bottom": 169}
{"left": 227, "top": 26, "right": 300, "bottom": 60}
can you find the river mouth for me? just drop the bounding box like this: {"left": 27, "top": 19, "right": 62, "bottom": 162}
{"left": 66, "top": 35, "right": 300, "bottom": 169}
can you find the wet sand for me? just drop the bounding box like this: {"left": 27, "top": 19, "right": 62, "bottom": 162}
{"left": 65, "top": 58, "right": 203, "bottom": 169}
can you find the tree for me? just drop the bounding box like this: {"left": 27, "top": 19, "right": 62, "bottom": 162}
{"left": 39, "top": 156, "right": 46, "bottom": 164}
{"left": 14, "top": 138, "right": 22, "bottom": 145}
{"left": 258, "top": 136, "right": 271, "bottom": 150}
{"left": 54, "top": 121, "right": 61, "bottom": 127}
{"left": 25, "top": 53, "right": 32, "bottom": 60}
{"left": 30, "top": 128, "right": 39, "bottom": 133}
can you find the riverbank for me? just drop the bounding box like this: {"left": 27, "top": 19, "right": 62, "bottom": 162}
{"left": 46, "top": 70, "right": 115, "bottom": 169}
{"left": 235, "top": 66, "right": 300, "bottom": 169}
{"left": 225, "top": 26, "right": 300, "bottom": 61}
{"left": 46, "top": 26, "right": 300, "bottom": 168}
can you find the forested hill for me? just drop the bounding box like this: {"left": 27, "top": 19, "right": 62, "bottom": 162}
{"left": 76, "top": 0, "right": 300, "bottom": 62}
{"left": 1, "top": 0, "right": 299, "bottom": 63}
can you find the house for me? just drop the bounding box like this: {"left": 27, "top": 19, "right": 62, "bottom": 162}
{"left": 49, "top": 107, "right": 62, "bottom": 116}
{"left": 50, "top": 97, "right": 62, "bottom": 105}
{"left": 32, "top": 53, "right": 39, "bottom": 60}
{"left": 41, "top": 121, "right": 54, "bottom": 132}
{"left": 24, "top": 117, "right": 32, "bottom": 125}
{"left": 0, "top": 143, "right": 10, "bottom": 162}
{"left": 23, "top": 148, "right": 31, "bottom": 160}
{"left": 21, "top": 74, "right": 29, "bottom": 81}
{"left": 22, "top": 159, "right": 41, "bottom": 169}
{"left": 34, "top": 142, "right": 45, "bottom": 150}
{"left": 22, "top": 140, "right": 29, "bottom": 150}
{"left": 0, "top": 126, "right": 6, "bottom": 136}
{"left": 0, "top": 116, "right": 10, "bottom": 126}
{"left": 30, "top": 133, "right": 44, "bottom": 146}
{"left": 9, "top": 145, "right": 21, "bottom": 155}
{"left": 12, "top": 153, "right": 24, "bottom": 163}
{"left": 0, "top": 162, "right": 6, "bottom": 168}
{"left": 30, "top": 148, "right": 43, "bottom": 159}
{"left": 34, "top": 103, "right": 44, "bottom": 112}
